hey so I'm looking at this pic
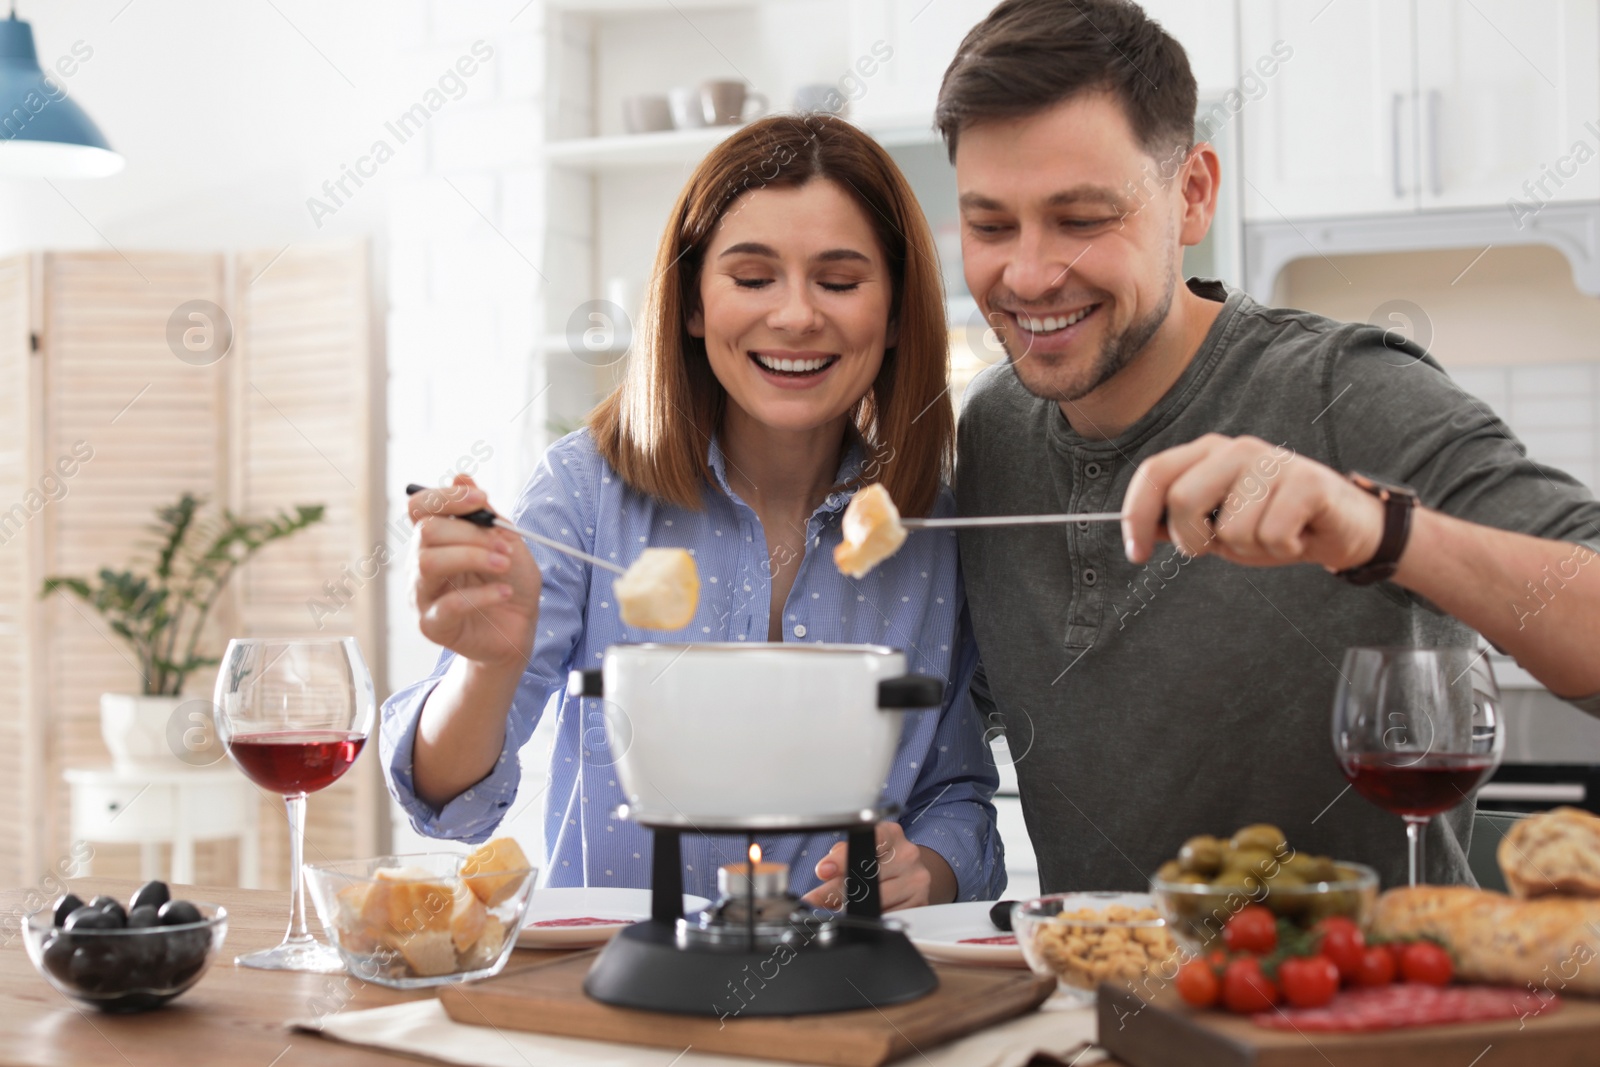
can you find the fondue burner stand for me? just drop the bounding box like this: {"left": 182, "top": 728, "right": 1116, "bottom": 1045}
{"left": 583, "top": 809, "right": 938, "bottom": 1017}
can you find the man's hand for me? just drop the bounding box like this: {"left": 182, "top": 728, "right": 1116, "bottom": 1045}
{"left": 801, "top": 821, "right": 956, "bottom": 913}
{"left": 1121, "top": 434, "right": 1386, "bottom": 573}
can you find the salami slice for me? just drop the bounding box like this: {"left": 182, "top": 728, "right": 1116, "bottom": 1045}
{"left": 1254, "top": 985, "right": 1560, "bottom": 1032}
{"left": 530, "top": 916, "right": 632, "bottom": 928}
{"left": 957, "top": 934, "right": 1018, "bottom": 946}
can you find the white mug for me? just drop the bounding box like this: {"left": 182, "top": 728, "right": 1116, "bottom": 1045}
{"left": 700, "top": 80, "right": 768, "bottom": 126}
{"left": 668, "top": 86, "right": 709, "bottom": 129}
{"left": 622, "top": 93, "right": 672, "bottom": 134}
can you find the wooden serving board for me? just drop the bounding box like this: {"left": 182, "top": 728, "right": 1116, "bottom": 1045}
{"left": 437, "top": 951, "right": 1055, "bottom": 1067}
{"left": 1097, "top": 984, "right": 1600, "bottom": 1067}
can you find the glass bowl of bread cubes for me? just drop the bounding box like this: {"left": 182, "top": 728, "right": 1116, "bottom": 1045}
{"left": 305, "top": 837, "right": 537, "bottom": 988}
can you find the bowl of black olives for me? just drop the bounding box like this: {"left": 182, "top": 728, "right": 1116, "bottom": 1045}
{"left": 22, "top": 881, "right": 227, "bottom": 1012}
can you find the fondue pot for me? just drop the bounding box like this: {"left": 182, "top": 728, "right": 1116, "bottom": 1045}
{"left": 568, "top": 643, "right": 943, "bottom": 826}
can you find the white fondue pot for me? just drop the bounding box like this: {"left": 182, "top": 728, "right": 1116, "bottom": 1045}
{"left": 568, "top": 643, "right": 943, "bottom": 827}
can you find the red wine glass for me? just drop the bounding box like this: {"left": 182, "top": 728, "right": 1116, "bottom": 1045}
{"left": 214, "top": 637, "right": 375, "bottom": 972}
{"left": 1332, "top": 646, "right": 1503, "bottom": 887}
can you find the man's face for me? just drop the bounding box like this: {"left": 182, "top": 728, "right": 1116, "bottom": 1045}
{"left": 955, "top": 92, "right": 1198, "bottom": 405}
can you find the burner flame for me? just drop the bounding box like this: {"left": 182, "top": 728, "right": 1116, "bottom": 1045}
{"left": 749, "top": 843, "right": 762, "bottom": 866}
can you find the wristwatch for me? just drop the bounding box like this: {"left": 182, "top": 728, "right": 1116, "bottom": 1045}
{"left": 1335, "top": 473, "right": 1418, "bottom": 586}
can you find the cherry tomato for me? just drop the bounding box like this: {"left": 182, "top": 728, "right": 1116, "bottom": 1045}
{"left": 1222, "top": 956, "right": 1282, "bottom": 1014}
{"left": 1279, "top": 955, "right": 1341, "bottom": 1008}
{"left": 1223, "top": 905, "right": 1278, "bottom": 955}
{"left": 1312, "top": 916, "right": 1365, "bottom": 982}
{"left": 1176, "top": 959, "right": 1221, "bottom": 1008}
{"left": 1350, "top": 947, "right": 1401, "bottom": 991}
{"left": 1356, "top": 945, "right": 1397, "bottom": 987}
{"left": 1398, "top": 940, "right": 1454, "bottom": 986}
{"left": 1207, "top": 949, "right": 1230, "bottom": 970}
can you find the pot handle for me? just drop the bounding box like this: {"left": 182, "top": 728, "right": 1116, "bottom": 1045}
{"left": 568, "top": 669, "right": 604, "bottom": 698}
{"left": 878, "top": 674, "right": 944, "bottom": 709}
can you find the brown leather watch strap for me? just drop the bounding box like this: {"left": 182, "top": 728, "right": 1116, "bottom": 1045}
{"left": 1336, "top": 472, "right": 1417, "bottom": 586}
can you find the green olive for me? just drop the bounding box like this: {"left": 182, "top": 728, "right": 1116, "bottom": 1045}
{"left": 1230, "top": 824, "right": 1288, "bottom": 854}
{"left": 1178, "top": 835, "right": 1226, "bottom": 876}
{"left": 1279, "top": 851, "right": 1320, "bottom": 882}
{"left": 1156, "top": 859, "right": 1184, "bottom": 883}
{"left": 1221, "top": 847, "right": 1277, "bottom": 879}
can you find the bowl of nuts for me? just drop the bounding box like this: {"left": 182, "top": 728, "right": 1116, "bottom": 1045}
{"left": 1011, "top": 892, "right": 1180, "bottom": 1005}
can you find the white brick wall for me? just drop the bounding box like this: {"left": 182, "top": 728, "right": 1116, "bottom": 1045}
{"left": 1449, "top": 362, "right": 1600, "bottom": 495}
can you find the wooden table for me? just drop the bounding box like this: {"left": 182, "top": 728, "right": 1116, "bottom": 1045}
{"left": 0, "top": 880, "right": 1118, "bottom": 1067}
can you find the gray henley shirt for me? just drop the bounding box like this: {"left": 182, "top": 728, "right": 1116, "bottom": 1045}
{"left": 956, "top": 278, "right": 1600, "bottom": 892}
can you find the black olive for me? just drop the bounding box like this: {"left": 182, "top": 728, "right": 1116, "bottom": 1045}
{"left": 88, "top": 896, "right": 127, "bottom": 927}
{"left": 157, "top": 900, "right": 202, "bottom": 927}
{"left": 64, "top": 905, "right": 120, "bottom": 932}
{"left": 51, "top": 893, "right": 85, "bottom": 928}
{"left": 129, "top": 881, "right": 170, "bottom": 913}
{"left": 164, "top": 930, "right": 210, "bottom": 986}
{"left": 125, "top": 905, "right": 160, "bottom": 929}
{"left": 989, "top": 899, "right": 1018, "bottom": 932}
{"left": 68, "top": 942, "right": 123, "bottom": 994}
{"left": 41, "top": 930, "right": 75, "bottom": 980}
{"left": 121, "top": 930, "right": 163, "bottom": 981}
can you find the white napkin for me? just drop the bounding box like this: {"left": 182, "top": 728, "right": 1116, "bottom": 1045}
{"left": 290, "top": 992, "right": 1104, "bottom": 1067}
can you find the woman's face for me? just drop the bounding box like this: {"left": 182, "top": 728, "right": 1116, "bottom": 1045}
{"left": 689, "top": 178, "right": 897, "bottom": 436}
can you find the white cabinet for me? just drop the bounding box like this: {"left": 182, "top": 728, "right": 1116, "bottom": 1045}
{"left": 1241, "top": 0, "right": 1417, "bottom": 219}
{"left": 1242, "top": 0, "right": 1600, "bottom": 221}
{"left": 1415, "top": 0, "right": 1600, "bottom": 211}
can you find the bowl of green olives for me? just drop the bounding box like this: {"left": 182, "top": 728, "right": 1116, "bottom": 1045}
{"left": 1148, "top": 824, "right": 1378, "bottom": 954}
{"left": 22, "top": 881, "right": 227, "bottom": 1013}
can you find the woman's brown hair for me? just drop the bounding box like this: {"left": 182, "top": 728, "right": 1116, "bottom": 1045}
{"left": 588, "top": 113, "right": 952, "bottom": 518}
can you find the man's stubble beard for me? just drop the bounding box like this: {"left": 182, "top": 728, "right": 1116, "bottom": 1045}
{"left": 1006, "top": 260, "right": 1179, "bottom": 405}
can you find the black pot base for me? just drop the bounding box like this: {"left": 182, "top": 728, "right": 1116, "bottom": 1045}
{"left": 583, "top": 919, "right": 937, "bottom": 1017}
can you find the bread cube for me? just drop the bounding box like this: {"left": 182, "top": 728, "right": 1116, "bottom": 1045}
{"left": 614, "top": 547, "right": 699, "bottom": 630}
{"left": 834, "top": 484, "right": 907, "bottom": 578}
{"left": 461, "top": 837, "right": 532, "bottom": 907}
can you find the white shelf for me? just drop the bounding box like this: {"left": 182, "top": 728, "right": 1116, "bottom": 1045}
{"left": 543, "top": 126, "right": 738, "bottom": 170}
{"left": 539, "top": 333, "right": 628, "bottom": 355}
{"left": 542, "top": 117, "right": 942, "bottom": 173}
{"left": 547, "top": 0, "right": 758, "bottom": 14}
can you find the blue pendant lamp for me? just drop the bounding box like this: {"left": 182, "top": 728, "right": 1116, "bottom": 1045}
{"left": 0, "top": 11, "right": 122, "bottom": 177}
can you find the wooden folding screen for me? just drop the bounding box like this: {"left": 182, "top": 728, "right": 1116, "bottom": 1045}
{"left": 0, "top": 243, "right": 379, "bottom": 889}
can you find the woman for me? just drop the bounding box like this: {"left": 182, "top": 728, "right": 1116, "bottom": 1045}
{"left": 380, "top": 114, "right": 1004, "bottom": 909}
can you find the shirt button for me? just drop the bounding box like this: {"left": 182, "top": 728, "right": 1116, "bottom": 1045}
{"left": 1082, "top": 568, "right": 1098, "bottom": 586}
{"left": 792, "top": 624, "right": 807, "bottom": 638}
{"left": 1084, "top": 462, "right": 1102, "bottom": 478}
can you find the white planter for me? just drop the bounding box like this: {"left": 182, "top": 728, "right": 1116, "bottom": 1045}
{"left": 99, "top": 693, "right": 211, "bottom": 773}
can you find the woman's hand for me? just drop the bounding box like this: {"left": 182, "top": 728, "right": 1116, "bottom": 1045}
{"left": 801, "top": 821, "right": 957, "bottom": 912}
{"left": 408, "top": 474, "right": 540, "bottom": 669}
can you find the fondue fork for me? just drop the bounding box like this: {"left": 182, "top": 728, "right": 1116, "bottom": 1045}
{"left": 900, "top": 511, "right": 1125, "bottom": 529}
{"left": 404, "top": 483, "right": 628, "bottom": 575}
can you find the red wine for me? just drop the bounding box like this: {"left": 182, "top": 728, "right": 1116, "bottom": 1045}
{"left": 228, "top": 731, "right": 365, "bottom": 795}
{"left": 1343, "top": 753, "right": 1494, "bottom": 818}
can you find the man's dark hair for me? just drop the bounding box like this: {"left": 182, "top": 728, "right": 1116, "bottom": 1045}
{"left": 935, "top": 0, "right": 1197, "bottom": 164}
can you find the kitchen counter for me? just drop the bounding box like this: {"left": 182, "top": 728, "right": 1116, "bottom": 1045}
{"left": 0, "top": 880, "right": 1116, "bottom": 1067}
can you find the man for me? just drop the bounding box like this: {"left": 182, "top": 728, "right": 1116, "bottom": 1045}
{"left": 940, "top": 0, "right": 1600, "bottom": 890}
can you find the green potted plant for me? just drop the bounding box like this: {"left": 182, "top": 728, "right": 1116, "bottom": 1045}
{"left": 41, "top": 492, "right": 325, "bottom": 772}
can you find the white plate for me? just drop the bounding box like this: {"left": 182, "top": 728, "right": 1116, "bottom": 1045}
{"left": 516, "top": 887, "right": 712, "bottom": 948}
{"left": 891, "top": 900, "right": 1025, "bottom": 967}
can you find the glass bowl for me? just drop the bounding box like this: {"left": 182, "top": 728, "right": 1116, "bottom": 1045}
{"left": 23, "top": 902, "right": 228, "bottom": 1013}
{"left": 1150, "top": 860, "right": 1379, "bottom": 954}
{"left": 1012, "top": 892, "right": 1180, "bottom": 1006}
{"left": 305, "top": 852, "right": 538, "bottom": 989}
